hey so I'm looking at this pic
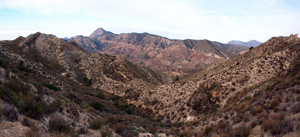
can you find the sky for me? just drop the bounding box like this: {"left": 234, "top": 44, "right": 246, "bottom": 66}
{"left": 0, "top": 0, "right": 299, "bottom": 43}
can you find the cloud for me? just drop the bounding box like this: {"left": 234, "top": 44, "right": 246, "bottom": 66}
{"left": 0, "top": 0, "right": 299, "bottom": 42}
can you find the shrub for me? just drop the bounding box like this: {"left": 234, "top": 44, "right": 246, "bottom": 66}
{"left": 89, "top": 118, "right": 103, "bottom": 130}
{"left": 96, "top": 93, "right": 105, "bottom": 99}
{"left": 23, "top": 95, "right": 45, "bottom": 119}
{"left": 67, "top": 92, "right": 77, "bottom": 100}
{"left": 114, "top": 123, "right": 128, "bottom": 134}
{"left": 45, "top": 100, "right": 62, "bottom": 114}
{"left": 100, "top": 127, "right": 113, "bottom": 137}
{"left": 83, "top": 77, "right": 93, "bottom": 86}
{"left": 173, "top": 76, "right": 179, "bottom": 82}
{"left": 262, "top": 119, "right": 280, "bottom": 134}
{"left": 45, "top": 84, "right": 60, "bottom": 91}
{"left": 270, "top": 99, "right": 280, "bottom": 109}
{"left": 234, "top": 123, "right": 251, "bottom": 137}
{"left": 25, "top": 127, "right": 39, "bottom": 137}
{"left": 249, "top": 46, "right": 254, "bottom": 50}
{"left": 113, "top": 101, "right": 133, "bottom": 114}
{"left": 3, "top": 105, "right": 19, "bottom": 121}
{"left": 49, "top": 118, "right": 71, "bottom": 133}
{"left": 89, "top": 101, "right": 104, "bottom": 111}
{"left": 290, "top": 103, "right": 300, "bottom": 113}
{"left": 0, "top": 106, "right": 3, "bottom": 117}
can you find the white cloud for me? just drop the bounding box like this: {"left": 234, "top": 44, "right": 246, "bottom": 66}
{"left": 0, "top": 0, "right": 299, "bottom": 42}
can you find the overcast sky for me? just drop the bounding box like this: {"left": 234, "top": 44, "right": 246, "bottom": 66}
{"left": 0, "top": 0, "right": 299, "bottom": 43}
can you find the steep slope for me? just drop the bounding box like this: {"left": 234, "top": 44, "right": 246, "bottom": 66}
{"left": 70, "top": 28, "right": 248, "bottom": 76}
{"left": 0, "top": 32, "right": 171, "bottom": 136}
{"left": 128, "top": 34, "right": 300, "bottom": 136}
{"left": 228, "top": 40, "right": 262, "bottom": 47}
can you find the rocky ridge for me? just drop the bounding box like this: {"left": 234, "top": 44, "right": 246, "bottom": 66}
{"left": 70, "top": 28, "right": 248, "bottom": 76}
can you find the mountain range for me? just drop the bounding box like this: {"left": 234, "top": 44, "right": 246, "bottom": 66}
{"left": 228, "top": 40, "right": 262, "bottom": 47}
{"left": 0, "top": 30, "right": 299, "bottom": 137}
{"left": 69, "top": 28, "right": 248, "bottom": 76}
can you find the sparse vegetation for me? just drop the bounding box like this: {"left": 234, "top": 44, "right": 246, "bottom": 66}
{"left": 173, "top": 76, "right": 180, "bottom": 82}
{"left": 83, "top": 77, "right": 93, "bottom": 86}
{"left": 96, "top": 93, "right": 105, "bottom": 99}
{"left": 100, "top": 127, "right": 113, "bottom": 137}
{"left": 45, "top": 83, "right": 60, "bottom": 91}
{"left": 49, "top": 118, "right": 71, "bottom": 133}
{"left": 89, "top": 118, "right": 104, "bottom": 130}
{"left": 89, "top": 101, "right": 104, "bottom": 111}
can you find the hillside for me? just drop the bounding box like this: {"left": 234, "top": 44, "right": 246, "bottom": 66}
{"left": 70, "top": 28, "right": 248, "bottom": 76}
{"left": 0, "top": 32, "right": 171, "bottom": 136}
{"left": 129, "top": 34, "right": 300, "bottom": 136}
{"left": 0, "top": 32, "right": 299, "bottom": 137}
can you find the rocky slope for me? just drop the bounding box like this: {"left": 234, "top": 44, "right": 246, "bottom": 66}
{"left": 228, "top": 40, "right": 262, "bottom": 47}
{"left": 70, "top": 28, "right": 248, "bottom": 76}
{"left": 0, "top": 31, "right": 299, "bottom": 137}
{"left": 0, "top": 32, "right": 172, "bottom": 136}
{"left": 129, "top": 34, "right": 300, "bottom": 136}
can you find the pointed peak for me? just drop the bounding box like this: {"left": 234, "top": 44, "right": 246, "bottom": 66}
{"left": 89, "top": 27, "right": 113, "bottom": 38}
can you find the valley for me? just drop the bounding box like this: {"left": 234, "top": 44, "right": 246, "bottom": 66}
{"left": 0, "top": 31, "right": 299, "bottom": 137}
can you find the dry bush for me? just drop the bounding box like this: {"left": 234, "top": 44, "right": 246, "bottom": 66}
{"left": 89, "top": 118, "right": 104, "bottom": 130}
{"left": 234, "top": 123, "right": 251, "bottom": 137}
{"left": 114, "top": 123, "right": 128, "bottom": 134}
{"left": 233, "top": 113, "right": 242, "bottom": 124}
{"left": 290, "top": 102, "right": 300, "bottom": 113}
{"left": 262, "top": 114, "right": 293, "bottom": 135}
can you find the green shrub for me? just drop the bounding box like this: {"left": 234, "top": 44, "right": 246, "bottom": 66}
{"left": 173, "top": 76, "right": 179, "bottom": 82}
{"left": 67, "top": 92, "right": 77, "bottom": 100}
{"left": 83, "top": 77, "right": 93, "bottom": 86}
{"left": 100, "top": 127, "right": 113, "bottom": 137}
{"left": 89, "top": 101, "right": 104, "bottom": 111}
{"left": 89, "top": 118, "right": 103, "bottom": 130}
{"left": 0, "top": 58, "right": 9, "bottom": 68}
{"left": 96, "top": 93, "right": 105, "bottom": 99}
{"left": 249, "top": 46, "right": 254, "bottom": 50}
{"left": 0, "top": 106, "right": 3, "bottom": 117}
{"left": 113, "top": 101, "right": 133, "bottom": 114}
{"left": 45, "top": 84, "right": 60, "bottom": 91}
{"left": 23, "top": 95, "right": 45, "bottom": 119}
{"left": 49, "top": 118, "right": 71, "bottom": 133}
{"left": 45, "top": 100, "right": 62, "bottom": 114}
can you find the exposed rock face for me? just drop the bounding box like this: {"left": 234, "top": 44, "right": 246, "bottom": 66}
{"left": 70, "top": 28, "right": 248, "bottom": 76}
{"left": 228, "top": 40, "right": 262, "bottom": 47}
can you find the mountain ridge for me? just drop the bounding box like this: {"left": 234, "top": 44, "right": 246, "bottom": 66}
{"left": 70, "top": 28, "right": 248, "bottom": 76}
{"left": 228, "top": 39, "right": 262, "bottom": 47}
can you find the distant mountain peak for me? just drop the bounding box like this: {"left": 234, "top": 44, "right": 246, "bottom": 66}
{"left": 227, "top": 40, "right": 262, "bottom": 47}
{"left": 89, "top": 27, "right": 113, "bottom": 38}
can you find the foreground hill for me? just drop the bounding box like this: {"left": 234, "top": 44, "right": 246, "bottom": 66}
{"left": 70, "top": 28, "right": 248, "bottom": 76}
{"left": 0, "top": 32, "right": 171, "bottom": 136}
